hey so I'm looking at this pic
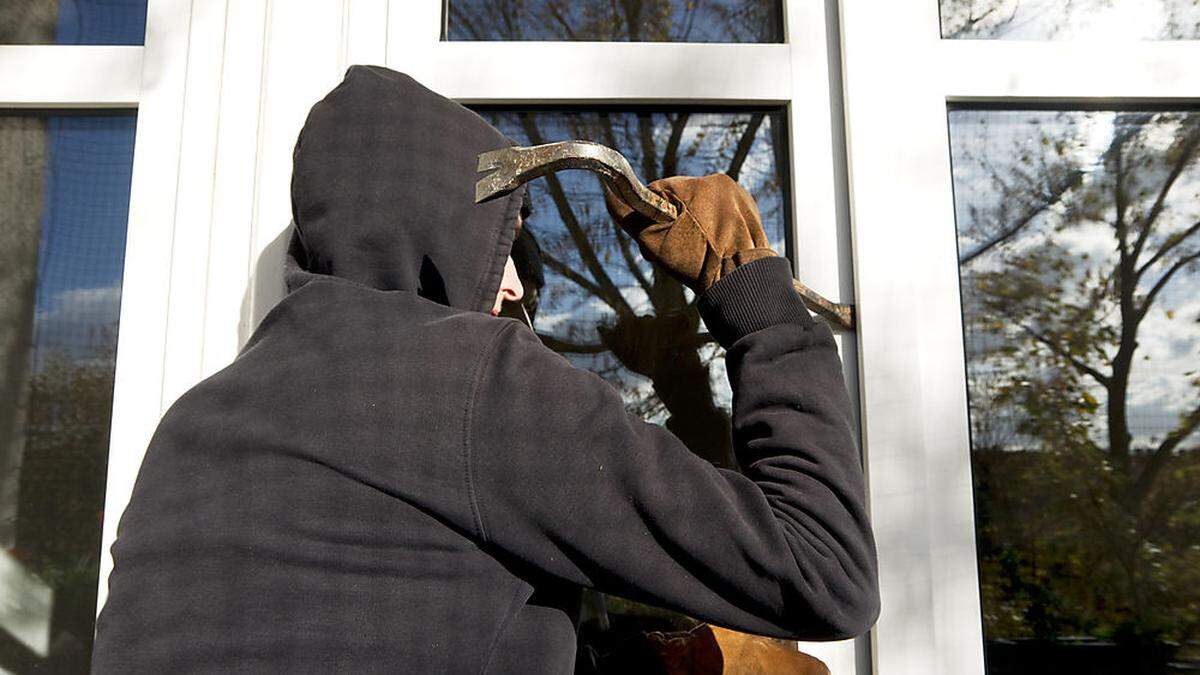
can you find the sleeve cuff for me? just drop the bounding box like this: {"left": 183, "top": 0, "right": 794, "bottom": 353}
{"left": 697, "top": 255, "right": 814, "bottom": 349}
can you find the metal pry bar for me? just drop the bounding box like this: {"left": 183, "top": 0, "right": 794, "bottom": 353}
{"left": 475, "top": 140, "right": 855, "bottom": 332}
{"left": 477, "top": 141, "right": 678, "bottom": 224}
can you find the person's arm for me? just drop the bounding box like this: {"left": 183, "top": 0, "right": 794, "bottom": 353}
{"left": 464, "top": 255, "right": 880, "bottom": 640}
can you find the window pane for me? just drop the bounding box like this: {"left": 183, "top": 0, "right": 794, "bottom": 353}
{"left": 950, "top": 108, "right": 1200, "bottom": 673}
{"left": 471, "top": 106, "right": 791, "bottom": 670}
{"left": 447, "top": 0, "right": 783, "bottom": 42}
{"left": 940, "top": 0, "right": 1200, "bottom": 40}
{"left": 0, "top": 112, "right": 136, "bottom": 672}
{"left": 0, "top": 0, "right": 148, "bottom": 45}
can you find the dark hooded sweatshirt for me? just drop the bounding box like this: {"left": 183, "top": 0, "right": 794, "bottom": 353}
{"left": 92, "top": 65, "right": 880, "bottom": 674}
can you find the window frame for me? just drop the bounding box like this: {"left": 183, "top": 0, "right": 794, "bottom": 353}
{"left": 840, "top": 1, "right": 1200, "bottom": 673}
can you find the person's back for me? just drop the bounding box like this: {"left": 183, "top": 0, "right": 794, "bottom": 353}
{"left": 93, "top": 65, "right": 880, "bottom": 673}
{"left": 94, "top": 277, "right": 587, "bottom": 672}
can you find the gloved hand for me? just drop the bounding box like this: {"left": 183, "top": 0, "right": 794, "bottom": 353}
{"left": 604, "top": 173, "right": 779, "bottom": 295}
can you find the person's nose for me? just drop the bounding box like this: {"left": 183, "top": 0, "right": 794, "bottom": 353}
{"left": 501, "top": 258, "right": 524, "bottom": 302}
{"left": 503, "top": 278, "right": 524, "bottom": 302}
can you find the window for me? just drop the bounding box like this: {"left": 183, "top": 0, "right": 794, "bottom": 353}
{"left": 471, "top": 106, "right": 792, "bottom": 667}
{"left": 0, "top": 0, "right": 148, "bottom": 45}
{"left": 445, "top": 0, "right": 784, "bottom": 42}
{"left": 939, "top": 0, "right": 1200, "bottom": 40}
{"left": 0, "top": 111, "right": 137, "bottom": 673}
{"left": 951, "top": 108, "right": 1200, "bottom": 673}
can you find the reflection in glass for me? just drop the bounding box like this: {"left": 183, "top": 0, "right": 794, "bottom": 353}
{"left": 950, "top": 108, "right": 1200, "bottom": 673}
{"left": 0, "top": 0, "right": 147, "bottom": 45}
{"left": 0, "top": 113, "right": 135, "bottom": 672}
{"left": 941, "top": 0, "right": 1200, "bottom": 40}
{"left": 472, "top": 106, "right": 790, "bottom": 672}
{"left": 446, "top": 0, "right": 783, "bottom": 42}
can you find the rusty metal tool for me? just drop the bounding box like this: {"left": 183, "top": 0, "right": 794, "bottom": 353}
{"left": 476, "top": 140, "right": 855, "bottom": 332}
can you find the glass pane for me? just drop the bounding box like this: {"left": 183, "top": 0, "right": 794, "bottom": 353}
{"left": 0, "top": 112, "right": 136, "bottom": 672}
{"left": 950, "top": 108, "right": 1200, "bottom": 673}
{"left": 0, "top": 0, "right": 148, "bottom": 45}
{"left": 446, "top": 0, "right": 783, "bottom": 42}
{"left": 471, "top": 106, "right": 791, "bottom": 672}
{"left": 941, "top": 0, "right": 1200, "bottom": 40}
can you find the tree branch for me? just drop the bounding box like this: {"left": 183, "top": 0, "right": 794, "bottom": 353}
{"left": 661, "top": 112, "right": 690, "bottom": 178}
{"left": 635, "top": 112, "right": 658, "bottom": 180}
{"left": 1131, "top": 403, "right": 1200, "bottom": 501}
{"left": 540, "top": 250, "right": 608, "bottom": 299}
{"left": 1115, "top": 142, "right": 1132, "bottom": 262}
{"left": 1018, "top": 323, "right": 1112, "bottom": 388}
{"left": 726, "top": 112, "right": 765, "bottom": 181}
{"left": 1136, "top": 249, "right": 1200, "bottom": 324}
{"left": 1136, "top": 219, "right": 1200, "bottom": 278}
{"left": 595, "top": 114, "right": 654, "bottom": 301}
{"left": 536, "top": 333, "right": 607, "bottom": 354}
{"left": 543, "top": 3, "right": 578, "bottom": 39}
{"left": 612, "top": 222, "right": 653, "bottom": 299}
{"left": 959, "top": 168, "right": 1084, "bottom": 265}
{"left": 1131, "top": 123, "right": 1200, "bottom": 263}
{"left": 521, "top": 116, "right": 634, "bottom": 317}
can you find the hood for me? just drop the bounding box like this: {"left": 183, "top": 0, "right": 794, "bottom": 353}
{"left": 286, "top": 65, "right": 527, "bottom": 314}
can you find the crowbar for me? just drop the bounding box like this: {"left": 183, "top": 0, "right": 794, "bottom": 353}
{"left": 476, "top": 140, "right": 855, "bottom": 332}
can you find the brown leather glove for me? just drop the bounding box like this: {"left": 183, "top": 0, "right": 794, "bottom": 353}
{"left": 604, "top": 173, "right": 778, "bottom": 294}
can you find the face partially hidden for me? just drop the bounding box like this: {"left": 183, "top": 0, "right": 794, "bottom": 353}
{"left": 490, "top": 215, "right": 525, "bottom": 317}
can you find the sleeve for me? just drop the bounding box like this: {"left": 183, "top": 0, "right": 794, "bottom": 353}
{"left": 464, "top": 255, "right": 880, "bottom": 641}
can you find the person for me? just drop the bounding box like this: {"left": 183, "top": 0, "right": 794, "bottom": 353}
{"left": 92, "top": 65, "right": 880, "bottom": 673}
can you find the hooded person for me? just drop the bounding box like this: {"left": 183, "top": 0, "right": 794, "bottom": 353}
{"left": 92, "top": 65, "right": 880, "bottom": 673}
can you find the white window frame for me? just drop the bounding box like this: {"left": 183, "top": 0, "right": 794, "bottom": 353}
{"left": 840, "top": 1, "right": 1200, "bottom": 673}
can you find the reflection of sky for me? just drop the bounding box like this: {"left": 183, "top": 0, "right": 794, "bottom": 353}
{"left": 941, "top": 0, "right": 1200, "bottom": 40}
{"left": 951, "top": 108, "right": 1200, "bottom": 450}
{"left": 54, "top": 0, "right": 147, "bottom": 44}
{"left": 31, "top": 114, "right": 137, "bottom": 369}
{"left": 474, "top": 108, "right": 788, "bottom": 421}
{"left": 447, "top": 0, "right": 783, "bottom": 43}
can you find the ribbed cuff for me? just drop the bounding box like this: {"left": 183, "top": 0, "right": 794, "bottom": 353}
{"left": 697, "top": 255, "right": 814, "bottom": 349}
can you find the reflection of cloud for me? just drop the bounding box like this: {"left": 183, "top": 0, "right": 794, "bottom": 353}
{"left": 32, "top": 285, "right": 121, "bottom": 368}
{"left": 0, "top": 547, "right": 52, "bottom": 657}
{"left": 1127, "top": 289, "right": 1200, "bottom": 445}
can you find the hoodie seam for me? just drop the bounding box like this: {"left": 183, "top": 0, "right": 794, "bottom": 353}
{"left": 462, "top": 321, "right": 517, "bottom": 543}
{"left": 479, "top": 579, "right": 530, "bottom": 675}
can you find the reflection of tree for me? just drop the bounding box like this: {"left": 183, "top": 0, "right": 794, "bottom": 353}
{"left": 447, "top": 0, "right": 782, "bottom": 43}
{"left": 479, "top": 108, "right": 783, "bottom": 470}
{"left": 7, "top": 332, "right": 116, "bottom": 672}
{"left": 958, "top": 110, "right": 1200, "bottom": 661}
{"left": 942, "top": 0, "right": 1200, "bottom": 40}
